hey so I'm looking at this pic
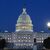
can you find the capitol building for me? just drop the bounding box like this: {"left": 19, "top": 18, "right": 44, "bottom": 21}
{"left": 0, "top": 8, "right": 50, "bottom": 49}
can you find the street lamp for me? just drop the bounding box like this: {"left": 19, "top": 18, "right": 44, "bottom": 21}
{"left": 47, "top": 22, "right": 50, "bottom": 30}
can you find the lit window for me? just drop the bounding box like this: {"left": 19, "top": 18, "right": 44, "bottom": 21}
{"left": 29, "top": 40, "right": 31, "bottom": 42}
{"left": 29, "top": 35, "right": 30, "bottom": 36}
{"left": 5, "top": 37, "right": 6, "bottom": 39}
{"left": 8, "top": 35, "right": 9, "bottom": 37}
{"left": 14, "top": 40, "right": 16, "bottom": 42}
{"left": 16, "top": 44, "right": 17, "bottom": 46}
{"left": 14, "top": 34, "right": 15, "bottom": 36}
{"left": 8, "top": 38, "right": 9, "bottom": 40}
{"left": 22, "top": 40, "right": 23, "bottom": 42}
{"left": 29, "top": 37, "right": 30, "bottom": 39}
{"left": 21, "top": 44, "right": 23, "bottom": 46}
{"left": 26, "top": 44, "right": 28, "bottom": 46}
{"left": 14, "top": 37, "right": 15, "bottom": 39}
{"left": 26, "top": 37, "right": 27, "bottom": 39}
{"left": 29, "top": 44, "right": 31, "bottom": 46}
{"left": 24, "top": 43, "right": 26, "bottom": 45}
{"left": 22, "top": 37, "right": 23, "bottom": 38}
{"left": 25, "top": 40, "right": 27, "bottom": 42}
{"left": 31, "top": 44, "right": 33, "bottom": 46}
{"left": 18, "top": 37, "right": 20, "bottom": 38}
{"left": 3, "top": 35, "right": 4, "bottom": 36}
{"left": 10, "top": 38, "right": 11, "bottom": 40}
{"left": 24, "top": 37, "right": 26, "bottom": 38}
{"left": 18, "top": 40, "right": 20, "bottom": 42}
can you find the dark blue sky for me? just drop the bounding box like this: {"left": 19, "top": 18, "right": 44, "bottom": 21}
{"left": 0, "top": 0, "right": 50, "bottom": 32}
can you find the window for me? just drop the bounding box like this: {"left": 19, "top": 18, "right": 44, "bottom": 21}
{"left": 29, "top": 40, "right": 31, "bottom": 42}
{"left": 24, "top": 37, "right": 26, "bottom": 38}
{"left": 25, "top": 40, "right": 27, "bottom": 42}
{"left": 8, "top": 38, "right": 9, "bottom": 40}
{"left": 18, "top": 40, "right": 20, "bottom": 42}
{"left": 18, "top": 37, "right": 20, "bottom": 38}
{"left": 29, "top": 37, "right": 30, "bottom": 39}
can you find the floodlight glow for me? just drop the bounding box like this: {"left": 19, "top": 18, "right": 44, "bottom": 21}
{"left": 47, "top": 22, "right": 50, "bottom": 27}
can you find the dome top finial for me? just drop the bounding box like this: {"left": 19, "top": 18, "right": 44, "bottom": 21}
{"left": 23, "top": 8, "right": 26, "bottom": 14}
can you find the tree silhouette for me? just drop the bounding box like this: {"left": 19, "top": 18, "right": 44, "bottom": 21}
{"left": 0, "top": 39, "right": 6, "bottom": 49}
{"left": 43, "top": 37, "right": 50, "bottom": 49}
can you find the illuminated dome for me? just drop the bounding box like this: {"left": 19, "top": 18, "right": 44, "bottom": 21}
{"left": 16, "top": 8, "right": 33, "bottom": 32}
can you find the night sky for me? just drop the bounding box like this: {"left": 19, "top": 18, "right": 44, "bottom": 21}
{"left": 0, "top": 0, "right": 50, "bottom": 32}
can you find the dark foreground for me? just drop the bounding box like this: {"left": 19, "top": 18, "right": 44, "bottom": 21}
{"left": 1, "top": 48, "right": 33, "bottom": 50}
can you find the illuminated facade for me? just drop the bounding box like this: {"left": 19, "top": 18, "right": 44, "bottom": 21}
{"left": 14, "top": 8, "right": 34, "bottom": 49}
{"left": 0, "top": 8, "right": 50, "bottom": 49}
